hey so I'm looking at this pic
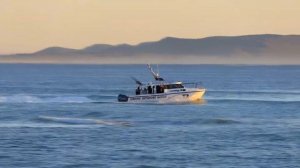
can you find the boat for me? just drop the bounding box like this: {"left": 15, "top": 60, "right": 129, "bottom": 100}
{"left": 117, "top": 64, "right": 206, "bottom": 103}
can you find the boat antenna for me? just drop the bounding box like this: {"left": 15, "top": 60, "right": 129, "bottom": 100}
{"left": 147, "top": 64, "right": 164, "bottom": 81}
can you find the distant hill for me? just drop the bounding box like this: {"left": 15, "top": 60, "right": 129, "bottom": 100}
{"left": 33, "top": 47, "right": 79, "bottom": 55}
{"left": 1, "top": 34, "right": 300, "bottom": 64}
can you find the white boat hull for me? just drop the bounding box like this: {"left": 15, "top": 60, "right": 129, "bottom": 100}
{"left": 118, "top": 89, "right": 205, "bottom": 103}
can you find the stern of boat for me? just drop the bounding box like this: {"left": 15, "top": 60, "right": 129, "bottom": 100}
{"left": 118, "top": 94, "right": 129, "bottom": 102}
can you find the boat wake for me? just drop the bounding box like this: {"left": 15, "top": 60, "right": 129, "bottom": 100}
{"left": 201, "top": 118, "right": 241, "bottom": 125}
{"left": 37, "top": 116, "right": 131, "bottom": 126}
{"left": 0, "top": 94, "right": 114, "bottom": 104}
{"left": 141, "top": 118, "right": 241, "bottom": 126}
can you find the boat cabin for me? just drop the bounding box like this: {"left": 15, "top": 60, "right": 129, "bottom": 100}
{"left": 135, "top": 82, "right": 185, "bottom": 95}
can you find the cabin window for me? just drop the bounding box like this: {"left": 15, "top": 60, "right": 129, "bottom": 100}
{"left": 165, "top": 84, "right": 183, "bottom": 89}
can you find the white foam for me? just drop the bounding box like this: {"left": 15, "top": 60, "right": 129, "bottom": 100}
{"left": 38, "top": 116, "right": 130, "bottom": 126}
{"left": 0, "top": 95, "right": 42, "bottom": 103}
{"left": 0, "top": 94, "right": 93, "bottom": 103}
{"left": 44, "top": 96, "right": 92, "bottom": 103}
{"left": 0, "top": 123, "right": 105, "bottom": 128}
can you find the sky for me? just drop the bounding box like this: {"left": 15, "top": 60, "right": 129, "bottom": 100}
{"left": 0, "top": 0, "right": 300, "bottom": 54}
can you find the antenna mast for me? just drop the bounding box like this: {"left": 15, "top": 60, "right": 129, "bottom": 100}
{"left": 147, "top": 64, "right": 164, "bottom": 81}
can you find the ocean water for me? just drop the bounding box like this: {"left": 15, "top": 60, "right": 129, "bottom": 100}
{"left": 0, "top": 64, "right": 299, "bottom": 168}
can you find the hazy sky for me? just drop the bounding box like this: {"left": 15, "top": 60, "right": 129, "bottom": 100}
{"left": 0, "top": 0, "right": 299, "bottom": 54}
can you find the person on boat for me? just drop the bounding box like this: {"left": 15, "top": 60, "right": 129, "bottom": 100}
{"left": 160, "top": 85, "right": 165, "bottom": 93}
{"left": 136, "top": 86, "right": 141, "bottom": 95}
{"left": 143, "top": 87, "right": 147, "bottom": 94}
{"left": 156, "top": 85, "right": 161, "bottom": 93}
{"left": 148, "top": 85, "right": 152, "bottom": 94}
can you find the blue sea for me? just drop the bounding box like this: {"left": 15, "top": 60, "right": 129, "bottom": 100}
{"left": 0, "top": 64, "right": 299, "bottom": 168}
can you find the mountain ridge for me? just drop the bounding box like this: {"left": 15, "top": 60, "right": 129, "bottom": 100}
{"left": 1, "top": 34, "right": 300, "bottom": 64}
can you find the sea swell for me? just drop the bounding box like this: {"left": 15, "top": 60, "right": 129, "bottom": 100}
{"left": 1, "top": 88, "right": 300, "bottom": 104}
{"left": 206, "top": 90, "right": 300, "bottom": 103}
{"left": 205, "top": 97, "right": 300, "bottom": 103}
{"left": 208, "top": 89, "right": 300, "bottom": 94}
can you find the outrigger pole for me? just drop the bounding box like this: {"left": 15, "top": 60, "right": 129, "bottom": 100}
{"left": 147, "top": 64, "right": 164, "bottom": 81}
{"left": 131, "top": 77, "right": 143, "bottom": 85}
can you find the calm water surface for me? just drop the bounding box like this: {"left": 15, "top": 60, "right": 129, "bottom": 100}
{"left": 0, "top": 64, "right": 299, "bottom": 168}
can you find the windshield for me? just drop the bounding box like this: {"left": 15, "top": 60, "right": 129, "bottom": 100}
{"left": 164, "top": 84, "right": 184, "bottom": 89}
